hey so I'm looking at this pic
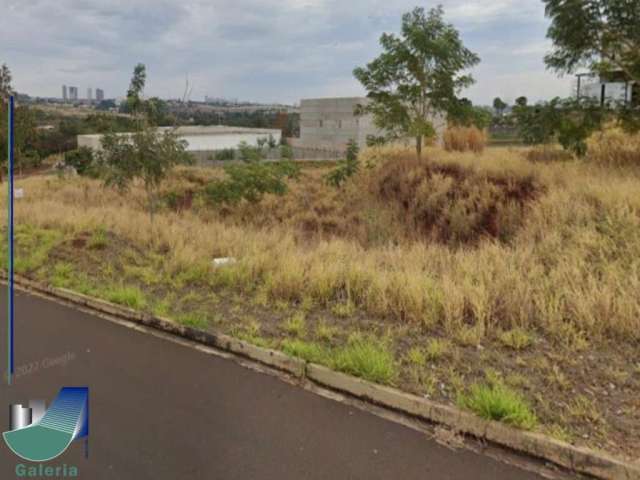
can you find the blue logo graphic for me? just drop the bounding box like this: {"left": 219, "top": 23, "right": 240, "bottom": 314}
{"left": 3, "top": 387, "right": 89, "bottom": 462}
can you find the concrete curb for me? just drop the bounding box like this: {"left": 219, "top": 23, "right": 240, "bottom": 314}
{"left": 6, "top": 274, "right": 639, "bottom": 480}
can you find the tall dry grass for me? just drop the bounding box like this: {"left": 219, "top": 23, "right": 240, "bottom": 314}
{"left": 443, "top": 126, "right": 487, "bottom": 154}
{"left": 4, "top": 145, "right": 640, "bottom": 344}
{"left": 587, "top": 127, "right": 640, "bottom": 167}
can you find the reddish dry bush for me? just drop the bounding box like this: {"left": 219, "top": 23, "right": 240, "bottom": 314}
{"left": 370, "top": 154, "right": 541, "bottom": 244}
{"left": 443, "top": 127, "right": 487, "bottom": 154}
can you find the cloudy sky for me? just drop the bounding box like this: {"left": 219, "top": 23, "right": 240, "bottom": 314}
{"left": 2, "top": 0, "right": 574, "bottom": 105}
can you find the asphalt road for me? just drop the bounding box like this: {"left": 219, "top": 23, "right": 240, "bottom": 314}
{"left": 0, "top": 287, "right": 546, "bottom": 479}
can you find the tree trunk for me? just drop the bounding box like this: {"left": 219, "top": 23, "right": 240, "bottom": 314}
{"left": 416, "top": 136, "right": 422, "bottom": 160}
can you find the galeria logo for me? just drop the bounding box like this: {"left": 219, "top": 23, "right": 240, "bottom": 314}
{"left": 3, "top": 387, "right": 89, "bottom": 462}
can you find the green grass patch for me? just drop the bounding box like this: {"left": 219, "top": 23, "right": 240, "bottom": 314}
{"left": 103, "top": 285, "right": 147, "bottom": 310}
{"left": 281, "top": 339, "right": 328, "bottom": 363}
{"left": 50, "top": 262, "right": 75, "bottom": 288}
{"left": 331, "top": 336, "right": 396, "bottom": 384}
{"left": 10, "top": 225, "right": 63, "bottom": 274}
{"left": 176, "top": 311, "right": 209, "bottom": 329}
{"left": 457, "top": 383, "right": 537, "bottom": 429}
{"left": 282, "top": 312, "right": 306, "bottom": 337}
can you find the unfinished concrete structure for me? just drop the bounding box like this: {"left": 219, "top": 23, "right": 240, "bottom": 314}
{"left": 299, "top": 97, "right": 380, "bottom": 151}
{"left": 299, "top": 97, "right": 446, "bottom": 152}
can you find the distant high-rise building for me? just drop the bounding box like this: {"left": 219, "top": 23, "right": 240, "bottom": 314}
{"left": 95, "top": 88, "right": 104, "bottom": 102}
{"left": 62, "top": 85, "right": 68, "bottom": 102}
{"left": 87, "top": 87, "right": 93, "bottom": 102}
{"left": 68, "top": 86, "right": 78, "bottom": 101}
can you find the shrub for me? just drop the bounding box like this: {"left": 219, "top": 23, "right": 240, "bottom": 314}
{"left": 443, "top": 126, "right": 486, "bottom": 153}
{"left": 214, "top": 148, "right": 236, "bottom": 161}
{"left": 238, "top": 141, "right": 265, "bottom": 162}
{"left": 586, "top": 127, "right": 640, "bottom": 167}
{"left": 280, "top": 144, "right": 293, "bottom": 160}
{"left": 498, "top": 328, "right": 533, "bottom": 350}
{"left": 64, "top": 147, "right": 96, "bottom": 175}
{"left": 458, "top": 383, "right": 537, "bottom": 429}
{"left": 204, "top": 161, "right": 300, "bottom": 205}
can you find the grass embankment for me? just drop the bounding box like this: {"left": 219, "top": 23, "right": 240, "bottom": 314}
{"left": 4, "top": 144, "right": 640, "bottom": 460}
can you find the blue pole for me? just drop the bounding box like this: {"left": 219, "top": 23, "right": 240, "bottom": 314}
{"left": 8, "top": 95, "right": 14, "bottom": 385}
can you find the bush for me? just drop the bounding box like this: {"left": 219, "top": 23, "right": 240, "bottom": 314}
{"left": 64, "top": 147, "right": 95, "bottom": 175}
{"left": 238, "top": 141, "right": 265, "bottom": 162}
{"left": 204, "top": 161, "right": 300, "bottom": 205}
{"left": 443, "top": 126, "right": 486, "bottom": 153}
{"left": 325, "top": 139, "right": 359, "bottom": 187}
{"left": 280, "top": 144, "right": 293, "bottom": 160}
{"left": 214, "top": 148, "right": 236, "bottom": 161}
{"left": 586, "top": 127, "right": 640, "bottom": 167}
{"left": 372, "top": 155, "right": 541, "bottom": 244}
{"left": 458, "top": 383, "right": 537, "bottom": 429}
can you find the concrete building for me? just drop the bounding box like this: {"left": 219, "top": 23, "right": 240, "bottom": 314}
{"left": 62, "top": 85, "right": 68, "bottom": 102}
{"left": 298, "top": 97, "right": 445, "bottom": 152}
{"left": 68, "top": 86, "right": 78, "bottom": 101}
{"left": 96, "top": 88, "right": 104, "bottom": 102}
{"left": 87, "top": 88, "right": 93, "bottom": 102}
{"left": 78, "top": 126, "right": 282, "bottom": 163}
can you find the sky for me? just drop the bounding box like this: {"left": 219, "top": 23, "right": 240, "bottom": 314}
{"left": 1, "top": 0, "right": 575, "bottom": 106}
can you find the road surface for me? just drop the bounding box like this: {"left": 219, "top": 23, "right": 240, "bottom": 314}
{"left": 0, "top": 287, "right": 548, "bottom": 479}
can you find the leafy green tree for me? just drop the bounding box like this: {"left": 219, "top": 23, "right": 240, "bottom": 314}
{"left": 543, "top": 0, "right": 640, "bottom": 84}
{"left": 514, "top": 97, "right": 605, "bottom": 156}
{"left": 126, "top": 63, "right": 147, "bottom": 117}
{"left": 515, "top": 96, "right": 528, "bottom": 107}
{"left": 493, "top": 97, "right": 508, "bottom": 115}
{"left": 353, "top": 6, "right": 480, "bottom": 159}
{"left": 98, "top": 64, "right": 192, "bottom": 222}
{"left": 449, "top": 98, "right": 492, "bottom": 129}
{"left": 325, "top": 139, "right": 360, "bottom": 187}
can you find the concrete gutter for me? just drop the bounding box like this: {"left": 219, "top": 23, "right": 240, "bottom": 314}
{"left": 5, "top": 273, "right": 639, "bottom": 480}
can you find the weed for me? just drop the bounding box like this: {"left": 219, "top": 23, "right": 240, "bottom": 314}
{"left": 331, "top": 301, "right": 356, "bottom": 318}
{"left": 88, "top": 228, "right": 108, "bottom": 250}
{"left": 499, "top": 328, "right": 533, "bottom": 350}
{"left": 283, "top": 312, "right": 306, "bottom": 337}
{"left": 281, "top": 339, "right": 327, "bottom": 363}
{"left": 331, "top": 337, "right": 396, "bottom": 384}
{"left": 568, "top": 395, "right": 602, "bottom": 424}
{"left": 425, "top": 338, "right": 450, "bottom": 361}
{"left": 176, "top": 311, "right": 209, "bottom": 329}
{"left": 103, "top": 285, "right": 147, "bottom": 310}
{"left": 406, "top": 347, "right": 427, "bottom": 367}
{"left": 458, "top": 383, "right": 537, "bottom": 429}
{"left": 315, "top": 321, "right": 338, "bottom": 342}
{"left": 50, "top": 262, "right": 75, "bottom": 288}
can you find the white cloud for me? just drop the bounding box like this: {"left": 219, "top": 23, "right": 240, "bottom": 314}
{"left": 2, "top": 0, "right": 569, "bottom": 105}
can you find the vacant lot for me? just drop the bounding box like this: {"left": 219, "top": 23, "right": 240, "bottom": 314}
{"left": 4, "top": 144, "right": 640, "bottom": 460}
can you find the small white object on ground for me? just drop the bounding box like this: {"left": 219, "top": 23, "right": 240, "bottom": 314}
{"left": 14, "top": 188, "right": 24, "bottom": 199}
{"left": 212, "top": 257, "right": 237, "bottom": 267}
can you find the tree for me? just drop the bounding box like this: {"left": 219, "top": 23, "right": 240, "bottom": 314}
{"left": 515, "top": 96, "right": 528, "bottom": 107}
{"left": 448, "top": 98, "right": 493, "bottom": 129}
{"left": 543, "top": 0, "right": 640, "bottom": 84}
{"left": 126, "top": 63, "right": 147, "bottom": 118}
{"left": 0, "top": 63, "right": 14, "bottom": 102}
{"left": 493, "top": 97, "right": 508, "bottom": 115}
{"left": 98, "top": 64, "right": 192, "bottom": 222}
{"left": 353, "top": 6, "right": 480, "bottom": 160}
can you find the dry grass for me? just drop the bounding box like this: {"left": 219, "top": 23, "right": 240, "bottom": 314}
{"left": 5, "top": 145, "right": 640, "bottom": 345}
{"left": 443, "top": 126, "right": 487, "bottom": 154}
{"left": 587, "top": 127, "right": 640, "bottom": 167}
